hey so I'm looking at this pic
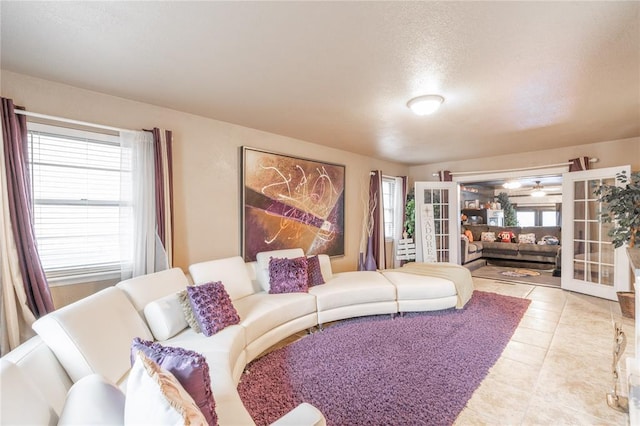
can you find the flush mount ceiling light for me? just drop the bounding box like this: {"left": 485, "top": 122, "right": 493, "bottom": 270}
{"left": 531, "top": 181, "right": 546, "bottom": 197}
{"left": 407, "top": 94, "right": 445, "bottom": 116}
{"left": 503, "top": 181, "right": 522, "bottom": 189}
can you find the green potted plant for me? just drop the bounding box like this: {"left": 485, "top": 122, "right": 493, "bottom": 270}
{"left": 595, "top": 171, "right": 640, "bottom": 248}
{"left": 404, "top": 189, "right": 415, "bottom": 239}
{"left": 595, "top": 170, "right": 640, "bottom": 318}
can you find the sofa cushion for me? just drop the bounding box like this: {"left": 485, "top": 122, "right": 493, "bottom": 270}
{"left": 178, "top": 289, "right": 202, "bottom": 333}
{"left": 518, "top": 243, "right": 560, "bottom": 257}
{"left": 0, "top": 360, "right": 56, "bottom": 425}
{"left": 144, "top": 292, "right": 188, "bottom": 341}
{"left": 32, "top": 287, "right": 153, "bottom": 384}
{"left": 316, "top": 254, "right": 333, "bottom": 282}
{"left": 116, "top": 268, "right": 188, "bottom": 315}
{"left": 163, "top": 325, "right": 246, "bottom": 374}
{"left": 306, "top": 255, "right": 325, "bottom": 286}
{"left": 2, "top": 336, "right": 74, "bottom": 416}
{"left": 255, "top": 248, "right": 305, "bottom": 292}
{"left": 189, "top": 256, "right": 255, "bottom": 302}
{"left": 187, "top": 282, "right": 240, "bottom": 337}
{"left": 131, "top": 338, "right": 217, "bottom": 425}
{"left": 58, "top": 375, "right": 125, "bottom": 426}
{"left": 382, "top": 271, "right": 457, "bottom": 300}
{"left": 269, "top": 256, "right": 309, "bottom": 294}
{"left": 308, "top": 271, "right": 396, "bottom": 311}
{"left": 482, "top": 241, "right": 519, "bottom": 255}
{"left": 233, "top": 292, "right": 316, "bottom": 343}
{"left": 125, "top": 352, "right": 208, "bottom": 425}
{"left": 468, "top": 243, "right": 481, "bottom": 253}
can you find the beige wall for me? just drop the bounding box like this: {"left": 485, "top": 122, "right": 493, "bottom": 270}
{"left": 1, "top": 70, "right": 409, "bottom": 276}
{"left": 409, "top": 137, "right": 640, "bottom": 183}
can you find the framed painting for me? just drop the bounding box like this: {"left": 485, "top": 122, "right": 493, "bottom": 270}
{"left": 242, "top": 147, "right": 345, "bottom": 261}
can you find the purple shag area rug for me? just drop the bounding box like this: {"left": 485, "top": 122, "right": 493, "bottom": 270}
{"left": 237, "top": 291, "right": 530, "bottom": 426}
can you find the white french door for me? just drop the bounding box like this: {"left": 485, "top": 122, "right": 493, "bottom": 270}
{"left": 414, "top": 182, "right": 460, "bottom": 264}
{"left": 561, "top": 166, "right": 631, "bottom": 300}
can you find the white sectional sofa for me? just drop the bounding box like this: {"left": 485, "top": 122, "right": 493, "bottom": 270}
{"left": 0, "top": 249, "right": 472, "bottom": 425}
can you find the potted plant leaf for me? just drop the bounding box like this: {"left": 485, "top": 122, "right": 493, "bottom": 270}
{"left": 595, "top": 170, "right": 640, "bottom": 318}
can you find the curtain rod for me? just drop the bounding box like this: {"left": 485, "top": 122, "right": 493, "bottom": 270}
{"left": 431, "top": 158, "right": 599, "bottom": 177}
{"left": 14, "top": 110, "right": 133, "bottom": 133}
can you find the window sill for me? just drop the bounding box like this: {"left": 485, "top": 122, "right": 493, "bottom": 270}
{"left": 46, "top": 271, "right": 121, "bottom": 287}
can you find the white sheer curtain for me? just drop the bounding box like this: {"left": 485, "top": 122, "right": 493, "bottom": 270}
{"left": 0, "top": 129, "right": 36, "bottom": 355}
{"left": 120, "top": 130, "right": 167, "bottom": 279}
{"left": 391, "top": 176, "right": 405, "bottom": 268}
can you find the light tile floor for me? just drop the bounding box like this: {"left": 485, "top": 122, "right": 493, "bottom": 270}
{"left": 454, "top": 277, "right": 635, "bottom": 425}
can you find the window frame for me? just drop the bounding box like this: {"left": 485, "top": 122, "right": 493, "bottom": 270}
{"left": 26, "top": 122, "right": 126, "bottom": 286}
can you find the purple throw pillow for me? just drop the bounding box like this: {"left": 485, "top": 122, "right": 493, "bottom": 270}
{"left": 306, "top": 255, "right": 325, "bottom": 286}
{"left": 186, "top": 282, "right": 240, "bottom": 337}
{"left": 130, "top": 338, "right": 218, "bottom": 426}
{"left": 268, "top": 256, "right": 309, "bottom": 294}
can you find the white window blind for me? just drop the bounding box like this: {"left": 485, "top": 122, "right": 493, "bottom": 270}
{"left": 27, "top": 123, "right": 129, "bottom": 282}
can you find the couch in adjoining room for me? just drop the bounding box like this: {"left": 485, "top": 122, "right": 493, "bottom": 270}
{"left": 461, "top": 225, "right": 561, "bottom": 268}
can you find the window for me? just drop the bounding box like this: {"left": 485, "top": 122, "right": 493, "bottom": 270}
{"left": 542, "top": 211, "right": 558, "bottom": 226}
{"left": 27, "top": 123, "right": 127, "bottom": 283}
{"left": 382, "top": 177, "right": 396, "bottom": 239}
{"left": 516, "top": 211, "right": 535, "bottom": 227}
{"left": 516, "top": 208, "right": 559, "bottom": 227}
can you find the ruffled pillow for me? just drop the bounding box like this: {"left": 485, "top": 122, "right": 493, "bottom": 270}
{"left": 306, "top": 255, "right": 325, "bottom": 286}
{"left": 186, "top": 282, "right": 240, "bottom": 337}
{"left": 268, "top": 256, "right": 309, "bottom": 294}
{"left": 130, "top": 338, "right": 217, "bottom": 425}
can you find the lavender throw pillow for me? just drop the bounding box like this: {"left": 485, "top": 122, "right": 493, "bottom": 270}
{"left": 306, "top": 255, "right": 325, "bottom": 286}
{"left": 187, "top": 282, "right": 240, "bottom": 337}
{"left": 268, "top": 256, "right": 309, "bottom": 294}
{"left": 130, "top": 338, "right": 218, "bottom": 426}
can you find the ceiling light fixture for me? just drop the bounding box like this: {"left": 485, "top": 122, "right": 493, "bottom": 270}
{"left": 503, "top": 181, "right": 522, "bottom": 189}
{"left": 531, "top": 181, "right": 546, "bottom": 197}
{"left": 407, "top": 94, "right": 445, "bottom": 116}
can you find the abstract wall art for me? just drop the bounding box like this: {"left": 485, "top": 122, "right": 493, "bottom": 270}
{"left": 242, "top": 147, "right": 345, "bottom": 261}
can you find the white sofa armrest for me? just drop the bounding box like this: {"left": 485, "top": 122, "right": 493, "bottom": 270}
{"left": 270, "top": 402, "right": 326, "bottom": 426}
{"left": 58, "top": 375, "right": 125, "bottom": 425}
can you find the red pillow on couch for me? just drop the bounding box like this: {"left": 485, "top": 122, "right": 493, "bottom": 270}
{"left": 497, "top": 230, "right": 516, "bottom": 242}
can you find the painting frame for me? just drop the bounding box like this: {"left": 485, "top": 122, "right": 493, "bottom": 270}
{"left": 241, "top": 146, "right": 346, "bottom": 262}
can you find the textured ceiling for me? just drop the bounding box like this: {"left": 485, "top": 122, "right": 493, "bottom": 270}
{"left": 1, "top": 1, "right": 639, "bottom": 165}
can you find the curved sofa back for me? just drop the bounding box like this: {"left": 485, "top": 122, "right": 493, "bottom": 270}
{"left": 116, "top": 267, "right": 189, "bottom": 315}
{"left": 32, "top": 287, "right": 153, "bottom": 385}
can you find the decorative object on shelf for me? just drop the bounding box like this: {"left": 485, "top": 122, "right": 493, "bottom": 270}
{"left": 241, "top": 147, "right": 345, "bottom": 262}
{"left": 496, "top": 192, "right": 518, "bottom": 226}
{"left": 595, "top": 171, "right": 640, "bottom": 249}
